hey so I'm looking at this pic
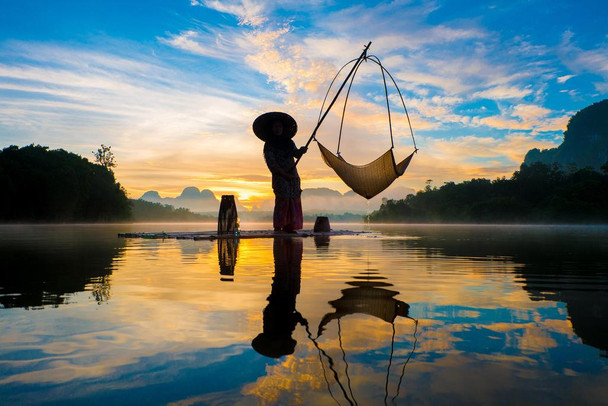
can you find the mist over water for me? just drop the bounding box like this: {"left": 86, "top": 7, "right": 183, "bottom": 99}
{"left": 0, "top": 223, "right": 607, "bottom": 404}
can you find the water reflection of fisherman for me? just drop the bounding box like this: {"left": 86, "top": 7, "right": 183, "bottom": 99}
{"left": 252, "top": 238, "right": 308, "bottom": 358}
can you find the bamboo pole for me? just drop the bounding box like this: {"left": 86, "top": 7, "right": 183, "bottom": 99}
{"left": 293, "top": 41, "right": 372, "bottom": 169}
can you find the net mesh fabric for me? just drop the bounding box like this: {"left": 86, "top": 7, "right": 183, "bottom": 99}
{"left": 318, "top": 142, "right": 414, "bottom": 200}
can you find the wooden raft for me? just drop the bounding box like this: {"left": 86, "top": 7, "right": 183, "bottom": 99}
{"left": 117, "top": 229, "right": 364, "bottom": 241}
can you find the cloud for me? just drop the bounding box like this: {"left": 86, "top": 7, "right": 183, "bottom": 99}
{"left": 193, "top": 0, "right": 269, "bottom": 27}
{"left": 2, "top": 1, "right": 603, "bottom": 199}
{"left": 0, "top": 41, "right": 269, "bottom": 197}
{"left": 314, "top": 2, "right": 486, "bottom": 51}
{"left": 166, "top": 0, "right": 570, "bottom": 165}
{"left": 557, "top": 74, "right": 575, "bottom": 84}
{"left": 159, "top": 29, "right": 249, "bottom": 61}
{"left": 473, "top": 85, "right": 533, "bottom": 100}
{"left": 511, "top": 104, "right": 551, "bottom": 122}
{"left": 244, "top": 27, "right": 338, "bottom": 95}
{"left": 469, "top": 104, "right": 570, "bottom": 134}
{"left": 558, "top": 31, "right": 608, "bottom": 91}
{"left": 421, "top": 132, "right": 560, "bottom": 175}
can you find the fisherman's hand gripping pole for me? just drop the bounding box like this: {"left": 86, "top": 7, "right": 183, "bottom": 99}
{"left": 292, "top": 41, "right": 372, "bottom": 170}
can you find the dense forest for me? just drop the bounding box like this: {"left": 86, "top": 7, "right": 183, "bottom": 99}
{"left": 0, "top": 144, "right": 218, "bottom": 223}
{"left": 0, "top": 144, "right": 131, "bottom": 222}
{"left": 368, "top": 161, "right": 608, "bottom": 223}
{"left": 369, "top": 99, "right": 608, "bottom": 224}
{"left": 524, "top": 99, "right": 608, "bottom": 170}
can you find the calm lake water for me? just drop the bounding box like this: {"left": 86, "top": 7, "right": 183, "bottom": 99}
{"left": 1, "top": 223, "right": 607, "bottom": 405}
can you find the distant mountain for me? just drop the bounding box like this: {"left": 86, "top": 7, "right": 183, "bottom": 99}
{"left": 301, "top": 186, "right": 415, "bottom": 214}
{"left": 141, "top": 185, "right": 415, "bottom": 215}
{"left": 130, "top": 199, "right": 215, "bottom": 222}
{"left": 139, "top": 187, "right": 225, "bottom": 213}
{"left": 302, "top": 187, "right": 343, "bottom": 198}
{"left": 255, "top": 186, "right": 415, "bottom": 214}
{"left": 524, "top": 99, "right": 608, "bottom": 170}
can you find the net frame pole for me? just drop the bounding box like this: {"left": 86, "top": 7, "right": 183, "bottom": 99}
{"left": 293, "top": 41, "right": 372, "bottom": 169}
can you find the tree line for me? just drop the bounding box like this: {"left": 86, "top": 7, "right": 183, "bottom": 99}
{"left": 368, "top": 161, "right": 608, "bottom": 224}
{"left": 0, "top": 144, "right": 222, "bottom": 223}
{"left": 0, "top": 144, "right": 131, "bottom": 222}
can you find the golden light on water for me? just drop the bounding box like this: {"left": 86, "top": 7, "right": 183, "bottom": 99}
{"left": 1, "top": 224, "right": 607, "bottom": 404}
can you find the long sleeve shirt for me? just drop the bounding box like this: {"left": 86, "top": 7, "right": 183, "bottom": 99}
{"left": 264, "top": 140, "right": 302, "bottom": 198}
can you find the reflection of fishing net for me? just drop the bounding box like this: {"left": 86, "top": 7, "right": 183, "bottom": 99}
{"left": 305, "top": 274, "right": 418, "bottom": 404}
{"left": 313, "top": 45, "right": 418, "bottom": 199}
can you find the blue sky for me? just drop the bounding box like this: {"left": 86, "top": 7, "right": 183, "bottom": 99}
{"left": 0, "top": 0, "right": 606, "bottom": 207}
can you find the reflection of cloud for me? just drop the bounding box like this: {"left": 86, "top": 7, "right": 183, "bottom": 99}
{"left": 242, "top": 355, "right": 326, "bottom": 404}
{"left": 2, "top": 233, "right": 606, "bottom": 403}
{"left": 0, "top": 238, "right": 276, "bottom": 389}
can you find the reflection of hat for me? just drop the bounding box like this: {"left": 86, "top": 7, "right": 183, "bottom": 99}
{"left": 253, "top": 112, "right": 297, "bottom": 142}
{"left": 252, "top": 333, "right": 296, "bottom": 358}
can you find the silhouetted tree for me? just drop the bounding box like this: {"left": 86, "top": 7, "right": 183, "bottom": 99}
{"left": 93, "top": 144, "right": 116, "bottom": 171}
{"left": 0, "top": 144, "right": 131, "bottom": 222}
{"left": 368, "top": 162, "right": 608, "bottom": 224}
{"left": 523, "top": 99, "right": 608, "bottom": 170}
{"left": 370, "top": 101, "right": 608, "bottom": 224}
{"left": 602, "top": 160, "right": 608, "bottom": 176}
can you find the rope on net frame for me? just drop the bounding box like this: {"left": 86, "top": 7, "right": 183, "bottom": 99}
{"left": 303, "top": 261, "right": 418, "bottom": 405}
{"left": 297, "top": 42, "right": 418, "bottom": 200}
{"left": 304, "top": 312, "right": 419, "bottom": 405}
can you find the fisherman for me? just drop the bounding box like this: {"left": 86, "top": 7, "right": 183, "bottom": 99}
{"left": 253, "top": 112, "right": 307, "bottom": 234}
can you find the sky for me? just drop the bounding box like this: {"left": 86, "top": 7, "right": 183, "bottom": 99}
{"left": 0, "top": 0, "right": 607, "bottom": 209}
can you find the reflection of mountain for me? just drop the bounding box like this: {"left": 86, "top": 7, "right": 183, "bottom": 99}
{"left": 0, "top": 227, "right": 124, "bottom": 309}
{"left": 383, "top": 226, "right": 608, "bottom": 356}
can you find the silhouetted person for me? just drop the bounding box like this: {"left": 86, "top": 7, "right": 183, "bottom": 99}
{"left": 252, "top": 238, "right": 307, "bottom": 358}
{"left": 253, "top": 112, "right": 307, "bottom": 234}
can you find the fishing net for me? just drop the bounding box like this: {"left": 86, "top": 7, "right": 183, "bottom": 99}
{"left": 318, "top": 142, "right": 415, "bottom": 199}
{"left": 310, "top": 46, "right": 417, "bottom": 199}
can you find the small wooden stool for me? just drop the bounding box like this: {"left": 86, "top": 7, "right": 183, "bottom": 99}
{"left": 313, "top": 216, "right": 331, "bottom": 232}
{"left": 218, "top": 195, "right": 239, "bottom": 235}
